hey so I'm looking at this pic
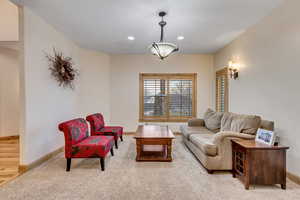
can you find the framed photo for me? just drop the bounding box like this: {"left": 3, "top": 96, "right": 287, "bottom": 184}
{"left": 255, "top": 128, "right": 276, "bottom": 146}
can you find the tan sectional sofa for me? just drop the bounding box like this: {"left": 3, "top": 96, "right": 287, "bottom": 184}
{"left": 180, "top": 109, "right": 274, "bottom": 174}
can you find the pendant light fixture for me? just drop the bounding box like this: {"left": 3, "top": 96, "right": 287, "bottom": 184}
{"left": 149, "top": 11, "right": 179, "bottom": 60}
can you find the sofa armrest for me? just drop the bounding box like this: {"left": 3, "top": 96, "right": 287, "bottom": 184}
{"left": 212, "top": 131, "right": 255, "bottom": 145}
{"left": 188, "top": 118, "right": 205, "bottom": 127}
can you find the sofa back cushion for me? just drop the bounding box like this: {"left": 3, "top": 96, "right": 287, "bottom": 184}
{"left": 260, "top": 120, "right": 274, "bottom": 131}
{"left": 220, "top": 112, "right": 235, "bottom": 132}
{"left": 221, "top": 112, "right": 261, "bottom": 135}
{"left": 58, "top": 118, "right": 89, "bottom": 145}
{"left": 86, "top": 113, "right": 105, "bottom": 134}
{"left": 203, "top": 108, "right": 224, "bottom": 132}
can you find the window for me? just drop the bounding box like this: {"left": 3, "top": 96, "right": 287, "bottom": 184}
{"left": 139, "top": 73, "right": 197, "bottom": 122}
{"left": 216, "top": 68, "right": 228, "bottom": 112}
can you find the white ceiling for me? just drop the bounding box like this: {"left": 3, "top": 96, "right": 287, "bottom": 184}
{"left": 14, "top": 0, "right": 283, "bottom": 54}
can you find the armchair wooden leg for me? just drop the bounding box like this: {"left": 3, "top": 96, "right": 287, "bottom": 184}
{"left": 110, "top": 147, "right": 114, "bottom": 156}
{"left": 120, "top": 135, "right": 123, "bottom": 142}
{"left": 100, "top": 157, "right": 105, "bottom": 171}
{"left": 66, "top": 158, "right": 71, "bottom": 172}
{"left": 115, "top": 140, "right": 118, "bottom": 149}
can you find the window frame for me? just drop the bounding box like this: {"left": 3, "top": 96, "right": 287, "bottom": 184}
{"left": 139, "top": 73, "right": 197, "bottom": 122}
{"left": 215, "top": 68, "right": 229, "bottom": 112}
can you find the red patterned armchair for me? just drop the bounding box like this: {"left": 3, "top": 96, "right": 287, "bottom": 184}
{"left": 86, "top": 113, "right": 124, "bottom": 149}
{"left": 58, "top": 118, "right": 114, "bottom": 171}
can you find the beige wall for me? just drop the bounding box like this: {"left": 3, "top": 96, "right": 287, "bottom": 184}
{"left": 0, "top": 45, "right": 20, "bottom": 136}
{"left": 77, "top": 49, "right": 111, "bottom": 121}
{"left": 110, "top": 54, "right": 214, "bottom": 132}
{"left": 22, "top": 7, "right": 80, "bottom": 165}
{"left": 20, "top": 7, "right": 111, "bottom": 165}
{"left": 0, "top": 0, "right": 19, "bottom": 41}
{"left": 214, "top": 0, "right": 300, "bottom": 176}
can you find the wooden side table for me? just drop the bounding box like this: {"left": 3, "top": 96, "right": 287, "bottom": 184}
{"left": 231, "top": 139, "right": 289, "bottom": 190}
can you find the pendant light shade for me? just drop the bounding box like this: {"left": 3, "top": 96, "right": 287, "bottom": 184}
{"left": 149, "top": 12, "right": 179, "bottom": 60}
{"left": 149, "top": 42, "right": 179, "bottom": 60}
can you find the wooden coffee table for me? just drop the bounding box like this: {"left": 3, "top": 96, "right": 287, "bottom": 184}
{"left": 134, "top": 125, "right": 175, "bottom": 162}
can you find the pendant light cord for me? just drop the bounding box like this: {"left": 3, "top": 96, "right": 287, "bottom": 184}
{"left": 159, "top": 15, "right": 166, "bottom": 42}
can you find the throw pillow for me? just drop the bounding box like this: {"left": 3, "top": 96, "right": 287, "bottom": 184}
{"left": 203, "top": 108, "right": 224, "bottom": 132}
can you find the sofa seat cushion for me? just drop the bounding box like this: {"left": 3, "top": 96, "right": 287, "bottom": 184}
{"left": 189, "top": 134, "right": 217, "bottom": 156}
{"left": 71, "top": 136, "right": 114, "bottom": 158}
{"left": 180, "top": 125, "right": 215, "bottom": 140}
{"left": 203, "top": 108, "right": 224, "bottom": 132}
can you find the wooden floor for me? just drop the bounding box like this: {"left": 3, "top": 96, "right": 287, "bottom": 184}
{"left": 0, "top": 137, "right": 19, "bottom": 186}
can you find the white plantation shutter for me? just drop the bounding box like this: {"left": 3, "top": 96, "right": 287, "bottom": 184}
{"left": 216, "top": 68, "right": 228, "bottom": 112}
{"left": 143, "top": 79, "right": 167, "bottom": 117}
{"left": 168, "top": 80, "right": 193, "bottom": 117}
{"left": 140, "top": 74, "right": 196, "bottom": 122}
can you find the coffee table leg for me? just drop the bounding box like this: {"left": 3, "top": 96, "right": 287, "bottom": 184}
{"left": 167, "top": 140, "right": 172, "bottom": 161}
{"left": 136, "top": 140, "right": 141, "bottom": 161}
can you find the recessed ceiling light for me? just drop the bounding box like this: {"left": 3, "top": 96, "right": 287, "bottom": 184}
{"left": 128, "top": 36, "right": 135, "bottom": 41}
{"left": 177, "top": 36, "right": 184, "bottom": 40}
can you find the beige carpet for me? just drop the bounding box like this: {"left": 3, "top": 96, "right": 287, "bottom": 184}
{"left": 0, "top": 136, "right": 300, "bottom": 200}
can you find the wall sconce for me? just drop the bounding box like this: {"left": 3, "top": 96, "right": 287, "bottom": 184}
{"left": 228, "top": 60, "right": 239, "bottom": 80}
